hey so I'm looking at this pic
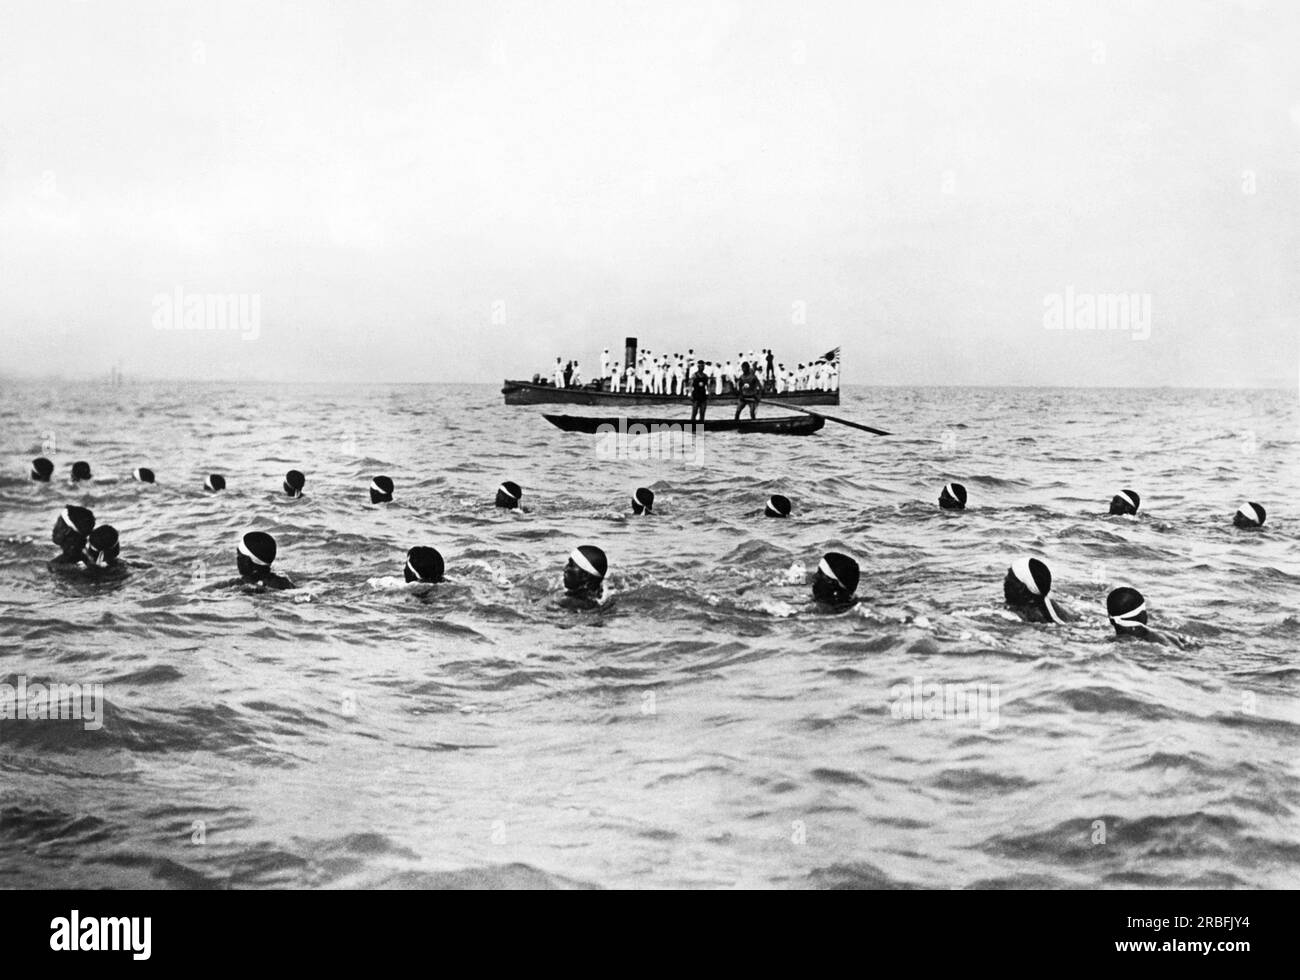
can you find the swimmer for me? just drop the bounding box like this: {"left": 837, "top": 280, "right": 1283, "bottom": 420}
{"left": 764, "top": 494, "right": 792, "bottom": 518}
{"left": 495, "top": 481, "right": 522, "bottom": 510}
{"left": 49, "top": 505, "right": 95, "bottom": 566}
{"left": 1109, "top": 489, "right": 1140, "bottom": 516}
{"left": 561, "top": 544, "right": 607, "bottom": 610}
{"left": 631, "top": 487, "right": 654, "bottom": 515}
{"left": 404, "top": 546, "right": 444, "bottom": 583}
{"left": 283, "top": 470, "right": 305, "bottom": 498}
{"left": 1106, "top": 586, "right": 1186, "bottom": 647}
{"left": 30, "top": 458, "right": 54, "bottom": 482}
{"left": 70, "top": 461, "right": 92, "bottom": 482}
{"left": 939, "top": 482, "right": 967, "bottom": 510}
{"left": 80, "top": 525, "right": 125, "bottom": 577}
{"left": 1233, "top": 501, "right": 1266, "bottom": 529}
{"left": 1003, "top": 557, "right": 1075, "bottom": 623}
{"left": 370, "top": 475, "right": 394, "bottom": 504}
{"left": 234, "top": 530, "right": 295, "bottom": 589}
{"left": 133, "top": 467, "right": 156, "bottom": 484}
{"left": 812, "top": 552, "right": 860, "bottom": 609}
{"left": 204, "top": 474, "right": 226, "bottom": 492}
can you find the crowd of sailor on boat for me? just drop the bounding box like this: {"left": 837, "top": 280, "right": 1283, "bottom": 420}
{"left": 536, "top": 345, "right": 840, "bottom": 395}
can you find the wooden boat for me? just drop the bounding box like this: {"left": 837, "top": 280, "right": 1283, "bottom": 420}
{"left": 542, "top": 413, "right": 825, "bottom": 435}
{"left": 503, "top": 379, "right": 839, "bottom": 408}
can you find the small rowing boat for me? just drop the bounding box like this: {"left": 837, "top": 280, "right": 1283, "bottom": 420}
{"left": 541, "top": 413, "right": 826, "bottom": 435}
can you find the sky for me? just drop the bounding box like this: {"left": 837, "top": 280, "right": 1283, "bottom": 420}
{"left": 1, "top": 0, "right": 1296, "bottom": 386}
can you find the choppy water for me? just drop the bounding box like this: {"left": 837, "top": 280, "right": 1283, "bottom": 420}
{"left": 1, "top": 380, "right": 1297, "bottom": 889}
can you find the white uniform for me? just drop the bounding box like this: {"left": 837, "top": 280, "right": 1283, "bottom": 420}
{"left": 600, "top": 350, "right": 610, "bottom": 378}
{"left": 609, "top": 363, "right": 620, "bottom": 392}
{"left": 554, "top": 359, "right": 564, "bottom": 387}
{"left": 572, "top": 362, "right": 582, "bottom": 386}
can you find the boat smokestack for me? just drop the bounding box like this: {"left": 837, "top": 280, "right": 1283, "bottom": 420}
{"left": 624, "top": 337, "right": 637, "bottom": 369}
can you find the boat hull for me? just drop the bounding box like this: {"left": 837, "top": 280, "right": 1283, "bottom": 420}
{"left": 542, "top": 413, "right": 825, "bottom": 435}
{"left": 503, "top": 380, "right": 838, "bottom": 407}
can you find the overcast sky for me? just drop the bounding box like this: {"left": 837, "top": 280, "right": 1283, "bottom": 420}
{"left": 1, "top": 0, "right": 1296, "bottom": 386}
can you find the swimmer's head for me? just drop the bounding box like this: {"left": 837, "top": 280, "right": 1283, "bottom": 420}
{"left": 812, "top": 552, "right": 859, "bottom": 606}
{"left": 764, "top": 494, "right": 792, "bottom": 518}
{"left": 1109, "top": 489, "right": 1140, "bottom": 516}
{"left": 83, "top": 525, "right": 120, "bottom": 566}
{"left": 938, "top": 482, "right": 967, "bottom": 510}
{"left": 495, "top": 481, "right": 522, "bottom": 509}
{"left": 53, "top": 505, "right": 95, "bottom": 553}
{"left": 1003, "top": 556, "right": 1064, "bottom": 624}
{"left": 632, "top": 487, "right": 654, "bottom": 515}
{"left": 236, "top": 530, "right": 278, "bottom": 581}
{"left": 204, "top": 474, "right": 226, "bottom": 492}
{"left": 1106, "top": 586, "right": 1148, "bottom": 635}
{"left": 30, "top": 458, "right": 54, "bottom": 482}
{"left": 404, "top": 546, "right": 444, "bottom": 583}
{"left": 1233, "top": 501, "right": 1265, "bottom": 529}
{"left": 132, "top": 467, "right": 155, "bottom": 484}
{"left": 283, "top": 470, "right": 305, "bottom": 497}
{"left": 370, "top": 475, "right": 394, "bottom": 504}
{"left": 71, "top": 461, "right": 92, "bottom": 482}
{"left": 564, "top": 544, "right": 607, "bottom": 596}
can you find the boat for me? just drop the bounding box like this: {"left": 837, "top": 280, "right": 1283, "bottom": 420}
{"left": 542, "top": 413, "right": 826, "bottom": 435}
{"left": 503, "top": 379, "right": 839, "bottom": 408}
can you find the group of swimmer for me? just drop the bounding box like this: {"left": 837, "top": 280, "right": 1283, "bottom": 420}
{"left": 31, "top": 456, "right": 1270, "bottom": 630}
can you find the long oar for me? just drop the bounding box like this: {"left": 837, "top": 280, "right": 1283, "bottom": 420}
{"left": 758, "top": 399, "right": 890, "bottom": 436}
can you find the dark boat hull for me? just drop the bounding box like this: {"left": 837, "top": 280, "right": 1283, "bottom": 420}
{"left": 542, "top": 413, "right": 825, "bottom": 435}
{"left": 503, "top": 379, "right": 838, "bottom": 407}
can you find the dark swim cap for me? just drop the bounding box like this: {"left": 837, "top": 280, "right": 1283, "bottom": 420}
{"left": 71, "top": 461, "right": 92, "bottom": 482}
{"left": 569, "top": 544, "right": 608, "bottom": 580}
{"left": 1109, "top": 489, "right": 1140, "bottom": 516}
{"left": 31, "top": 458, "right": 54, "bottom": 481}
{"left": 283, "top": 470, "right": 306, "bottom": 497}
{"left": 764, "top": 494, "right": 792, "bottom": 518}
{"left": 1006, "top": 557, "right": 1064, "bottom": 624}
{"left": 236, "top": 530, "right": 277, "bottom": 577}
{"left": 1106, "top": 586, "right": 1148, "bottom": 630}
{"left": 632, "top": 487, "right": 654, "bottom": 515}
{"left": 495, "top": 481, "right": 522, "bottom": 509}
{"left": 1233, "top": 501, "right": 1266, "bottom": 528}
{"left": 204, "top": 474, "right": 226, "bottom": 492}
{"left": 404, "top": 546, "right": 444, "bottom": 583}
{"left": 939, "top": 482, "right": 967, "bottom": 510}
{"left": 370, "top": 475, "right": 394, "bottom": 504}
{"left": 83, "top": 525, "right": 120, "bottom": 566}
{"left": 817, "top": 552, "right": 860, "bottom": 595}
{"left": 54, "top": 505, "right": 96, "bottom": 546}
{"left": 133, "top": 467, "right": 156, "bottom": 484}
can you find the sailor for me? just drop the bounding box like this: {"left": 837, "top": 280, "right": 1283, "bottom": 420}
{"left": 689, "top": 359, "right": 709, "bottom": 422}
{"left": 50, "top": 505, "right": 95, "bottom": 565}
{"left": 938, "top": 482, "right": 968, "bottom": 510}
{"left": 1233, "top": 501, "right": 1266, "bottom": 529}
{"left": 204, "top": 474, "right": 226, "bottom": 492}
{"left": 601, "top": 348, "right": 610, "bottom": 379}
{"left": 495, "top": 480, "right": 522, "bottom": 509}
{"left": 235, "top": 530, "right": 296, "bottom": 589}
{"left": 571, "top": 360, "right": 582, "bottom": 387}
{"left": 609, "top": 360, "right": 621, "bottom": 393}
{"left": 812, "top": 552, "right": 860, "bottom": 609}
{"left": 71, "top": 461, "right": 92, "bottom": 482}
{"left": 133, "top": 467, "right": 156, "bottom": 483}
{"left": 1109, "top": 489, "right": 1140, "bottom": 516}
{"left": 283, "top": 469, "right": 306, "bottom": 498}
{"left": 82, "top": 525, "right": 121, "bottom": 570}
{"left": 712, "top": 361, "right": 723, "bottom": 396}
{"left": 30, "top": 457, "right": 54, "bottom": 481}
{"left": 734, "top": 361, "right": 762, "bottom": 420}
{"left": 554, "top": 357, "right": 564, "bottom": 387}
{"left": 561, "top": 544, "right": 608, "bottom": 610}
{"left": 764, "top": 494, "right": 792, "bottom": 518}
{"left": 631, "top": 487, "right": 654, "bottom": 515}
{"left": 370, "top": 475, "right": 394, "bottom": 504}
{"left": 723, "top": 359, "right": 732, "bottom": 394}
{"left": 1003, "top": 557, "right": 1074, "bottom": 623}
{"left": 829, "top": 363, "right": 839, "bottom": 391}
{"left": 404, "top": 546, "right": 445, "bottom": 583}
